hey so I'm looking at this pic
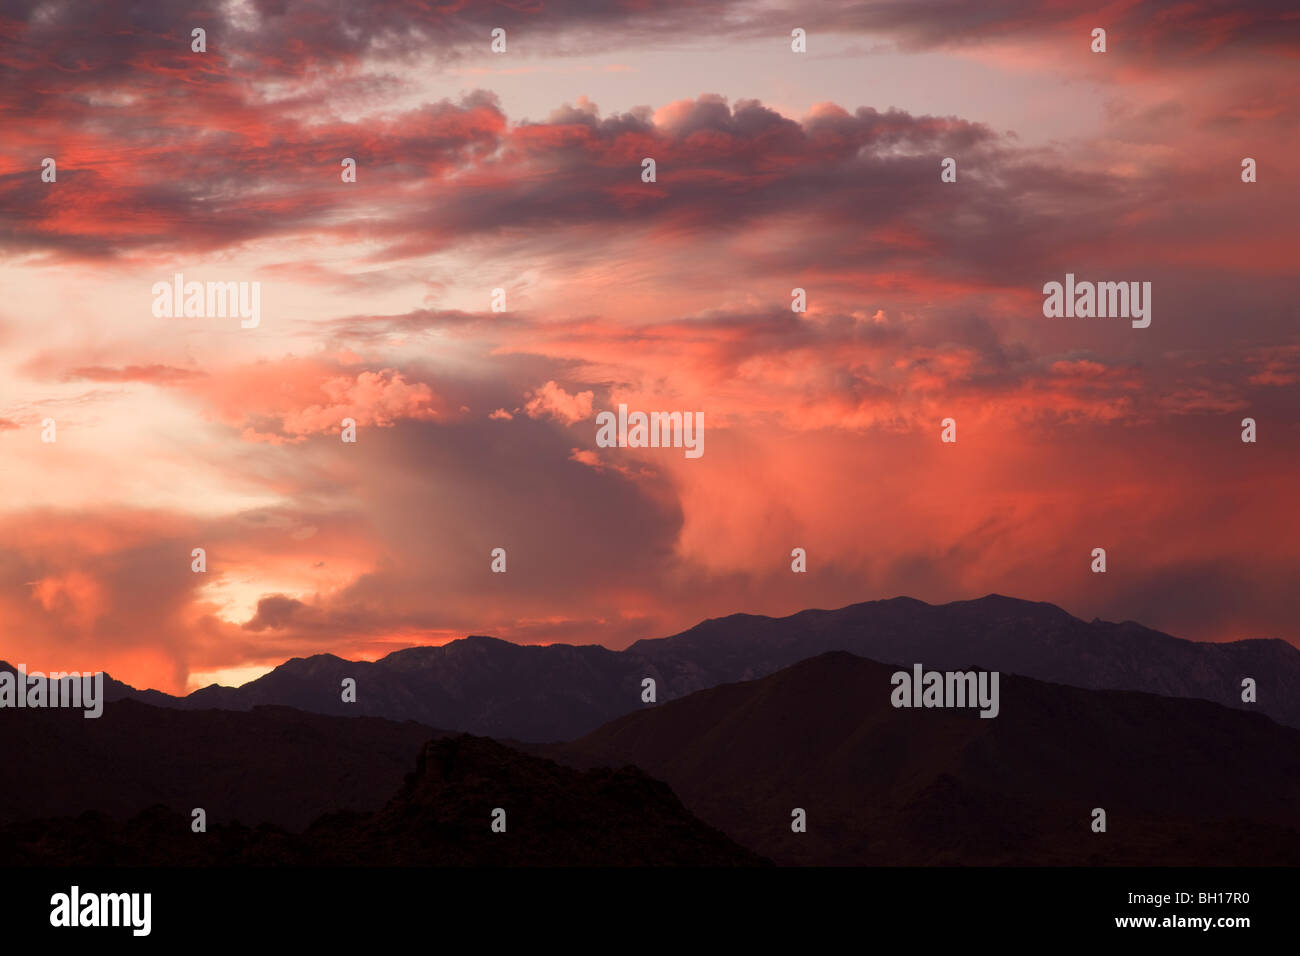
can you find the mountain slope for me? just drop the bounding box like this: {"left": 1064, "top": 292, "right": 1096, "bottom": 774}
{"left": 550, "top": 652, "right": 1300, "bottom": 865}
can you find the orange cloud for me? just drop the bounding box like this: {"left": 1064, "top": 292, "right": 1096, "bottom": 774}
{"left": 524, "top": 381, "right": 595, "bottom": 424}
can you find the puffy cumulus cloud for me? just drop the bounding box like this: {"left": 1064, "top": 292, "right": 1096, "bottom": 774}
{"left": 523, "top": 380, "right": 594, "bottom": 424}
{"left": 0, "top": 81, "right": 1045, "bottom": 276}
{"left": 167, "top": 357, "right": 446, "bottom": 443}
{"left": 416, "top": 96, "right": 1015, "bottom": 258}
{"left": 279, "top": 368, "right": 442, "bottom": 436}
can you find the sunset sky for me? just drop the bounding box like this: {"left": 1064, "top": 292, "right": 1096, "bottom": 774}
{"left": 1, "top": 0, "right": 1297, "bottom": 694}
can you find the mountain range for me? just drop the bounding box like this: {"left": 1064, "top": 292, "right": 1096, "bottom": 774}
{"left": 5, "top": 647, "right": 1300, "bottom": 865}
{"left": 66, "top": 594, "right": 1300, "bottom": 741}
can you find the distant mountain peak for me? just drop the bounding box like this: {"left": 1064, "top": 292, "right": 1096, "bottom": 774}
{"left": 30, "top": 593, "right": 1300, "bottom": 741}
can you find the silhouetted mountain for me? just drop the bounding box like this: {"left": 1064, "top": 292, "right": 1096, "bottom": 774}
{"left": 309, "top": 734, "right": 767, "bottom": 865}
{"left": 549, "top": 652, "right": 1300, "bottom": 865}
{"left": 0, "top": 660, "right": 175, "bottom": 709}
{"left": 0, "top": 734, "right": 765, "bottom": 866}
{"left": 627, "top": 595, "right": 1300, "bottom": 728}
{"left": 8, "top": 652, "right": 1300, "bottom": 867}
{"left": 172, "top": 639, "right": 644, "bottom": 743}
{"left": 30, "top": 594, "right": 1300, "bottom": 740}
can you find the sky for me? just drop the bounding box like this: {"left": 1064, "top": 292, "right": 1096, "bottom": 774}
{"left": 0, "top": 0, "right": 1297, "bottom": 694}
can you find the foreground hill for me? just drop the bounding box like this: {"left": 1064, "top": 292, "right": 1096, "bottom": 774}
{"left": 550, "top": 652, "right": 1300, "bottom": 865}
{"left": 0, "top": 699, "right": 440, "bottom": 828}
{"left": 0, "top": 734, "right": 765, "bottom": 866}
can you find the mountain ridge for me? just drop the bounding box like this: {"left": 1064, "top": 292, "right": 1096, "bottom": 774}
{"left": 8, "top": 593, "right": 1297, "bottom": 741}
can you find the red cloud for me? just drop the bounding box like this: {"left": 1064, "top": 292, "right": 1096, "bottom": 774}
{"left": 178, "top": 358, "right": 445, "bottom": 443}
{"left": 524, "top": 381, "right": 594, "bottom": 424}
